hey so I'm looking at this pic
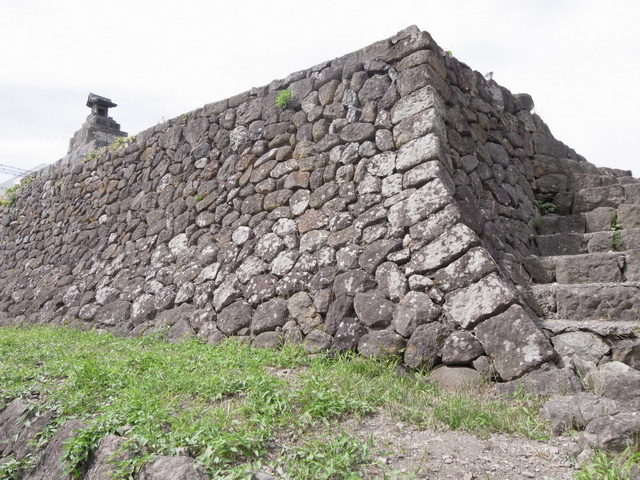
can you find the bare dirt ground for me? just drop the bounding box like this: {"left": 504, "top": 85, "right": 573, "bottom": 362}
{"left": 342, "top": 413, "right": 581, "bottom": 480}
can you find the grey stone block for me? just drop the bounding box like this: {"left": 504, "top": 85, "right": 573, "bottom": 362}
{"left": 432, "top": 247, "right": 498, "bottom": 293}
{"left": 405, "top": 223, "right": 479, "bottom": 275}
{"left": 573, "top": 185, "right": 626, "bottom": 213}
{"left": 540, "top": 393, "right": 622, "bottom": 434}
{"left": 474, "top": 305, "right": 556, "bottom": 381}
{"left": 444, "top": 273, "right": 516, "bottom": 329}
{"left": 358, "top": 330, "right": 405, "bottom": 358}
{"left": 554, "top": 253, "right": 624, "bottom": 284}
{"left": 536, "top": 233, "right": 586, "bottom": 256}
{"left": 403, "top": 322, "right": 452, "bottom": 369}
{"left": 617, "top": 204, "right": 640, "bottom": 229}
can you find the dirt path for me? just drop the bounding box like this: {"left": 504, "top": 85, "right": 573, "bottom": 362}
{"left": 343, "top": 413, "right": 581, "bottom": 480}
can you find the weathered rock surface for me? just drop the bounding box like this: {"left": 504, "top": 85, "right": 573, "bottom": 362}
{"left": 540, "top": 393, "right": 623, "bottom": 434}
{"left": 25, "top": 419, "right": 85, "bottom": 480}
{"left": 496, "top": 367, "right": 582, "bottom": 397}
{"left": 551, "top": 331, "right": 610, "bottom": 364}
{"left": 84, "top": 434, "right": 133, "bottom": 480}
{"left": 474, "top": 305, "right": 556, "bottom": 381}
{"left": 445, "top": 273, "right": 515, "bottom": 329}
{"left": 582, "top": 412, "right": 640, "bottom": 452}
{"left": 404, "top": 323, "right": 452, "bottom": 369}
{"left": 358, "top": 330, "right": 405, "bottom": 358}
{"left": 441, "top": 331, "right": 485, "bottom": 365}
{"left": 138, "top": 456, "right": 208, "bottom": 480}
{"left": 429, "top": 366, "right": 483, "bottom": 391}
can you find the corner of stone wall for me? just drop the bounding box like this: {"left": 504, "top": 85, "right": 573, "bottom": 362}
{"left": 395, "top": 82, "right": 557, "bottom": 381}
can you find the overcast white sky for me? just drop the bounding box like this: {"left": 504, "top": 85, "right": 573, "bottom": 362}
{"left": 1, "top": 0, "right": 638, "bottom": 182}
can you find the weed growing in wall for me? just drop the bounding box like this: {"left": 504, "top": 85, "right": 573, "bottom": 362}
{"left": 275, "top": 89, "right": 294, "bottom": 108}
{"left": 112, "top": 135, "right": 136, "bottom": 150}
{"left": 533, "top": 217, "right": 542, "bottom": 231}
{"left": 611, "top": 213, "right": 624, "bottom": 251}
{"left": 612, "top": 230, "right": 623, "bottom": 251}
{"left": 535, "top": 200, "right": 557, "bottom": 215}
{"left": 0, "top": 175, "right": 34, "bottom": 207}
{"left": 82, "top": 148, "right": 105, "bottom": 164}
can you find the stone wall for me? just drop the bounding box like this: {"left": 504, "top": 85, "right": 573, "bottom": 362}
{"left": 2, "top": 25, "right": 633, "bottom": 381}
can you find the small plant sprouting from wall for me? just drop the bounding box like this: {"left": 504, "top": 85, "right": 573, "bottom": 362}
{"left": 611, "top": 213, "right": 623, "bottom": 251}
{"left": 82, "top": 148, "right": 104, "bottom": 164}
{"left": 611, "top": 212, "right": 622, "bottom": 232}
{"left": 612, "top": 230, "right": 623, "bottom": 251}
{"left": 535, "top": 200, "right": 557, "bottom": 215}
{"left": 112, "top": 135, "right": 136, "bottom": 151}
{"left": 0, "top": 175, "right": 34, "bottom": 207}
{"left": 275, "top": 89, "right": 295, "bottom": 109}
{"left": 194, "top": 194, "right": 203, "bottom": 202}
{"left": 533, "top": 217, "right": 542, "bottom": 232}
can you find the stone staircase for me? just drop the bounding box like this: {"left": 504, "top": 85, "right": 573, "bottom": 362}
{"left": 524, "top": 172, "right": 640, "bottom": 339}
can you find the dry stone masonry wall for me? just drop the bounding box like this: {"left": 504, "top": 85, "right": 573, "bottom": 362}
{"left": 2, "top": 25, "right": 640, "bottom": 386}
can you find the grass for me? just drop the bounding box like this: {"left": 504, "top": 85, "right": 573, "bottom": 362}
{"left": 575, "top": 447, "right": 640, "bottom": 480}
{"left": 0, "top": 326, "right": 552, "bottom": 479}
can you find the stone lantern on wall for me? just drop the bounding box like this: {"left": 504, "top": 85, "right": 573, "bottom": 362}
{"left": 66, "top": 93, "right": 128, "bottom": 156}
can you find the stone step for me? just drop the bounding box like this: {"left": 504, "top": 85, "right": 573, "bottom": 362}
{"left": 531, "top": 282, "right": 640, "bottom": 321}
{"left": 572, "top": 170, "right": 637, "bottom": 190}
{"left": 572, "top": 183, "right": 640, "bottom": 213}
{"left": 540, "top": 319, "right": 640, "bottom": 337}
{"left": 524, "top": 251, "right": 640, "bottom": 284}
{"left": 536, "top": 213, "right": 585, "bottom": 235}
{"left": 534, "top": 228, "right": 640, "bottom": 256}
{"left": 536, "top": 204, "right": 640, "bottom": 235}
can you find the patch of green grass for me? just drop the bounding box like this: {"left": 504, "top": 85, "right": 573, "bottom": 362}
{"left": 0, "top": 327, "right": 552, "bottom": 478}
{"left": 275, "top": 89, "right": 294, "bottom": 108}
{"left": 611, "top": 213, "right": 622, "bottom": 231}
{"left": 576, "top": 447, "right": 640, "bottom": 480}
{"left": 280, "top": 431, "right": 374, "bottom": 480}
